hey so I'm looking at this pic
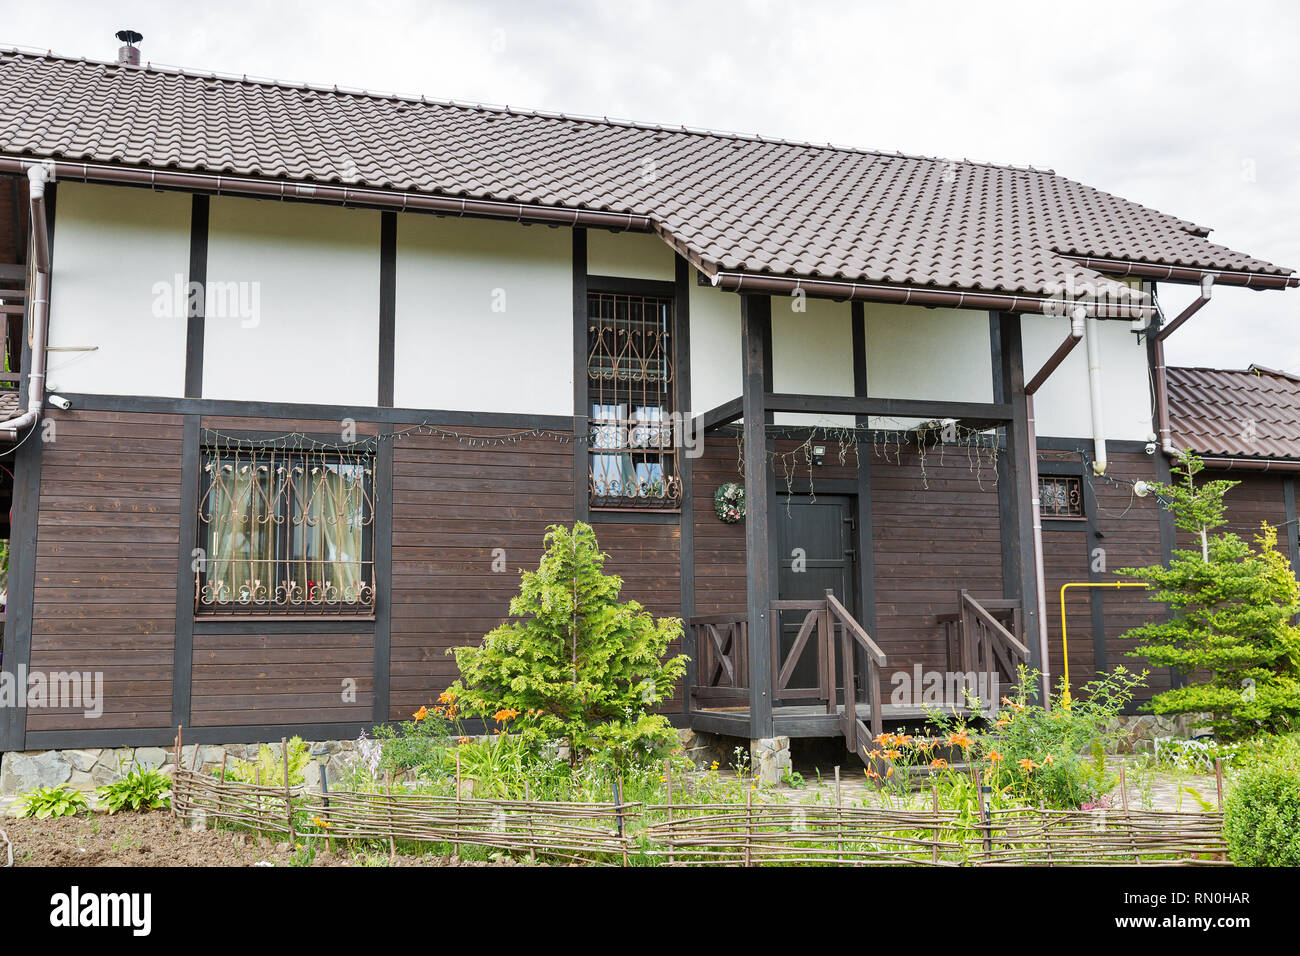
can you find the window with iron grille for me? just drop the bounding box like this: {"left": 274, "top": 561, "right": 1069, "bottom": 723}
{"left": 1039, "top": 475, "right": 1084, "bottom": 519}
{"left": 196, "top": 445, "right": 375, "bottom": 615}
{"left": 587, "top": 291, "right": 681, "bottom": 510}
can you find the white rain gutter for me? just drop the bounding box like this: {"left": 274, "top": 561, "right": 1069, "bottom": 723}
{"left": 1024, "top": 307, "right": 1087, "bottom": 707}
{"left": 1085, "top": 315, "right": 1108, "bottom": 475}
{"left": 0, "top": 165, "right": 51, "bottom": 443}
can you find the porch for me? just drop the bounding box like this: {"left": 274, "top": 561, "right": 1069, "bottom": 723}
{"left": 682, "top": 297, "right": 1056, "bottom": 759}
{"left": 685, "top": 588, "right": 1030, "bottom": 761}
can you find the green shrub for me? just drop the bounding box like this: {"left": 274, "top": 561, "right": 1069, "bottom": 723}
{"left": 97, "top": 766, "right": 172, "bottom": 813}
{"left": 1118, "top": 452, "right": 1300, "bottom": 740}
{"left": 1223, "top": 736, "right": 1300, "bottom": 866}
{"left": 450, "top": 522, "right": 688, "bottom": 770}
{"left": 17, "top": 785, "right": 88, "bottom": 819}
{"left": 917, "top": 665, "right": 1148, "bottom": 810}
{"left": 223, "top": 737, "right": 312, "bottom": 787}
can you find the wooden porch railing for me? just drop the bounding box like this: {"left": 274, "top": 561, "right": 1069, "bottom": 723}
{"left": 688, "top": 590, "right": 887, "bottom": 756}
{"left": 937, "top": 590, "right": 1031, "bottom": 709}
{"left": 825, "top": 590, "right": 887, "bottom": 761}
{"left": 689, "top": 613, "right": 750, "bottom": 708}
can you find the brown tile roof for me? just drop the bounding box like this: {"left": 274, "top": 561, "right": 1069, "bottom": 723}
{"left": 0, "top": 49, "right": 1294, "bottom": 302}
{"left": 1168, "top": 365, "right": 1300, "bottom": 460}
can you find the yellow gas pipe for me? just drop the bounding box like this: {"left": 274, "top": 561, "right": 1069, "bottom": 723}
{"left": 1058, "top": 582, "right": 1150, "bottom": 706}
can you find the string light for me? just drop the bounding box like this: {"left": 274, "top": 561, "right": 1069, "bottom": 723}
{"left": 198, "top": 422, "right": 577, "bottom": 453}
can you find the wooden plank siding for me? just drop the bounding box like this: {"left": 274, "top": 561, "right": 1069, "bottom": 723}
{"left": 1092, "top": 450, "right": 1174, "bottom": 703}
{"left": 28, "top": 409, "right": 183, "bottom": 732}
{"left": 595, "top": 520, "right": 682, "bottom": 709}
{"left": 389, "top": 430, "right": 575, "bottom": 718}
{"left": 190, "top": 630, "right": 374, "bottom": 726}
{"left": 870, "top": 443, "right": 1005, "bottom": 699}
{"left": 691, "top": 430, "right": 747, "bottom": 615}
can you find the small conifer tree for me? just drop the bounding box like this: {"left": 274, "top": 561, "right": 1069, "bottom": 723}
{"left": 1117, "top": 452, "right": 1300, "bottom": 739}
{"left": 450, "top": 522, "right": 688, "bottom": 767}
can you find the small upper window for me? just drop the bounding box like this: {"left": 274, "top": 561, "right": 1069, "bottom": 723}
{"left": 1039, "top": 475, "right": 1084, "bottom": 520}
{"left": 196, "top": 445, "right": 375, "bottom": 615}
{"left": 587, "top": 291, "right": 681, "bottom": 510}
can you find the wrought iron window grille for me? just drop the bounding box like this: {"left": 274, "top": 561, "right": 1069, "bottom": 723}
{"left": 195, "top": 444, "right": 376, "bottom": 615}
{"left": 1039, "top": 474, "right": 1084, "bottom": 519}
{"left": 587, "top": 291, "right": 682, "bottom": 510}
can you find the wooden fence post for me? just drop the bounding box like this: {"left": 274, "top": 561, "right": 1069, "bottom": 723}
{"left": 282, "top": 738, "right": 295, "bottom": 844}
{"left": 744, "top": 788, "right": 753, "bottom": 868}
{"left": 665, "top": 757, "right": 674, "bottom": 867}
{"left": 385, "top": 771, "right": 395, "bottom": 860}
{"left": 1119, "top": 765, "right": 1140, "bottom": 865}
{"left": 931, "top": 785, "right": 940, "bottom": 866}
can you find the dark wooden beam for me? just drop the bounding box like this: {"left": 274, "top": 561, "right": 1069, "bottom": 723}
{"left": 0, "top": 413, "right": 42, "bottom": 750}
{"left": 741, "top": 293, "right": 774, "bottom": 739}
{"left": 572, "top": 228, "right": 589, "bottom": 523}
{"left": 764, "top": 393, "right": 1013, "bottom": 421}
{"left": 1285, "top": 478, "right": 1300, "bottom": 576}
{"left": 377, "top": 211, "right": 396, "bottom": 408}
{"left": 675, "top": 253, "right": 696, "bottom": 714}
{"left": 996, "top": 312, "right": 1043, "bottom": 678}
{"left": 372, "top": 422, "right": 394, "bottom": 724}
{"left": 183, "top": 194, "right": 209, "bottom": 398}
{"left": 170, "top": 415, "right": 200, "bottom": 733}
{"left": 697, "top": 396, "right": 744, "bottom": 431}
{"left": 852, "top": 303, "right": 878, "bottom": 693}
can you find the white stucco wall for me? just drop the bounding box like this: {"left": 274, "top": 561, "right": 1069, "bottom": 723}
{"left": 1022, "top": 314, "right": 1153, "bottom": 441}
{"left": 771, "top": 296, "right": 856, "bottom": 426}
{"left": 394, "top": 215, "right": 572, "bottom": 415}
{"left": 864, "top": 303, "right": 994, "bottom": 402}
{"left": 687, "top": 271, "right": 742, "bottom": 415}
{"left": 586, "top": 229, "right": 675, "bottom": 282}
{"left": 202, "top": 197, "right": 380, "bottom": 406}
{"left": 46, "top": 182, "right": 192, "bottom": 397}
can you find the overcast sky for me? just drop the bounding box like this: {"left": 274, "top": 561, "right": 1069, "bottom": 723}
{"left": 5, "top": 0, "right": 1298, "bottom": 370}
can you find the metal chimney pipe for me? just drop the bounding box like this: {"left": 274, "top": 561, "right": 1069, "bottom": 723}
{"left": 115, "top": 30, "right": 143, "bottom": 66}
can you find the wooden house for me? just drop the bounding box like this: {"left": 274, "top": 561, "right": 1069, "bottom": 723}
{"left": 0, "top": 45, "right": 1295, "bottom": 761}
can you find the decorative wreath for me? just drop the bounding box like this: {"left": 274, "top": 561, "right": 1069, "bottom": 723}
{"left": 714, "top": 482, "right": 746, "bottom": 523}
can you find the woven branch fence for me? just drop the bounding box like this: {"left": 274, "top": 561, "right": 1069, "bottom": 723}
{"left": 170, "top": 765, "right": 1229, "bottom": 866}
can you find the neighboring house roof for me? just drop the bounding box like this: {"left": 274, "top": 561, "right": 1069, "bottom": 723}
{"left": 0, "top": 48, "right": 1294, "bottom": 305}
{"left": 1167, "top": 365, "right": 1300, "bottom": 460}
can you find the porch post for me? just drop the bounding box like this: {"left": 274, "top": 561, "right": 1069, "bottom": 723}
{"left": 994, "top": 313, "right": 1044, "bottom": 679}
{"left": 741, "top": 293, "right": 774, "bottom": 738}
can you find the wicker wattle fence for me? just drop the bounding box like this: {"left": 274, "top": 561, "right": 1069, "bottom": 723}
{"left": 168, "top": 735, "right": 1230, "bottom": 866}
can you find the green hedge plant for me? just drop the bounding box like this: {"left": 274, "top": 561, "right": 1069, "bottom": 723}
{"left": 1223, "top": 736, "right": 1300, "bottom": 866}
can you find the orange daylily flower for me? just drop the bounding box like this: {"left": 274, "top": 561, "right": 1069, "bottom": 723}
{"left": 883, "top": 749, "right": 903, "bottom": 760}
{"left": 987, "top": 750, "right": 1003, "bottom": 763}
{"left": 948, "top": 731, "right": 973, "bottom": 750}
{"left": 929, "top": 758, "right": 948, "bottom": 769}
{"left": 437, "top": 689, "right": 457, "bottom": 704}
{"left": 492, "top": 707, "right": 520, "bottom": 722}
{"left": 1043, "top": 754, "right": 1055, "bottom": 766}
{"left": 413, "top": 706, "right": 429, "bottom": 722}
{"left": 1018, "top": 758, "right": 1038, "bottom": 772}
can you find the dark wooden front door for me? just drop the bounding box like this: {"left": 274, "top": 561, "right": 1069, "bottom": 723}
{"left": 775, "top": 494, "right": 856, "bottom": 700}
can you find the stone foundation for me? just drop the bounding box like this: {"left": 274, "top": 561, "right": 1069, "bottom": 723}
{"left": 750, "top": 736, "right": 792, "bottom": 785}
{"left": 1104, "top": 713, "right": 1213, "bottom": 754}
{"left": 0, "top": 739, "right": 362, "bottom": 797}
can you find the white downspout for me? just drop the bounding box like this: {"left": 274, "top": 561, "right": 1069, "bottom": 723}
{"left": 1026, "top": 307, "right": 1086, "bottom": 707}
{"left": 0, "top": 165, "right": 51, "bottom": 442}
{"left": 1085, "top": 314, "right": 1107, "bottom": 475}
